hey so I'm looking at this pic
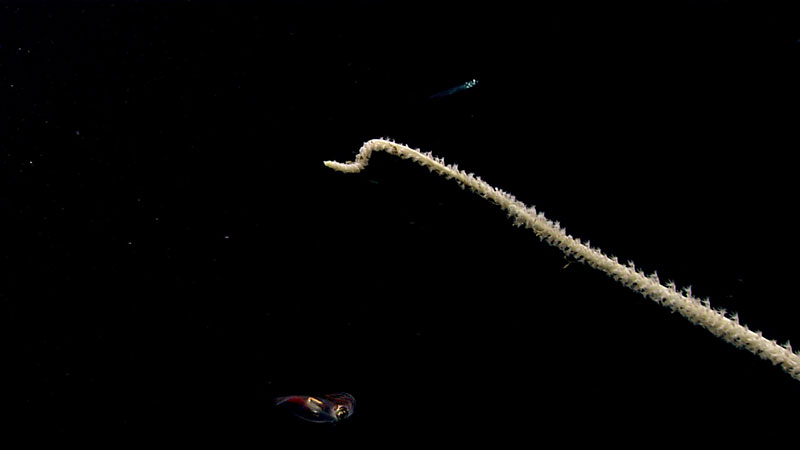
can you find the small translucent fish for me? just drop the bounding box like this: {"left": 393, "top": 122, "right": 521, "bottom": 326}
{"left": 274, "top": 392, "right": 356, "bottom": 423}
{"left": 429, "top": 79, "right": 479, "bottom": 99}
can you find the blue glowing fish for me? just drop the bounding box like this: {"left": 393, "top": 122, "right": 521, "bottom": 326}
{"left": 429, "top": 79, "right": 479, "bottom": 99}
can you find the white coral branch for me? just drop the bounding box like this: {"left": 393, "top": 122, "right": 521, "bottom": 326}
{"left": 324, "top": 138, "right": 800, "bottom": 381}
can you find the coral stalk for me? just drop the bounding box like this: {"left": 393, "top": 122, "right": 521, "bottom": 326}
{"left": 324, "top": 138, "right": 800, "bottom": 381}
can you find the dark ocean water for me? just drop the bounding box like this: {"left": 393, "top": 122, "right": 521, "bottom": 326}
{"left": 2, "top": 0, "right": 799, "bottom": 444}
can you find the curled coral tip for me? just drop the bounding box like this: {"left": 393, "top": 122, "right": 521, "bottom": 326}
{"left": 323, "top": 160, "right": 364, "bottom": 173}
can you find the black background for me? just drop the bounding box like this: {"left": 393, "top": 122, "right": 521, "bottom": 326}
{"left": 2, "top": 0, "right": 800, "bottom": 445}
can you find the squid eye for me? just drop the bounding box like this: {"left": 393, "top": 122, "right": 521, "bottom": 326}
{"left": 335, "top": 406, "right": 349, "bottom": 419}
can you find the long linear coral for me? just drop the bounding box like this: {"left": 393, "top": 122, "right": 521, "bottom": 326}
{"left": 324, "top": 138, "right": 800, "bottom": 381}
